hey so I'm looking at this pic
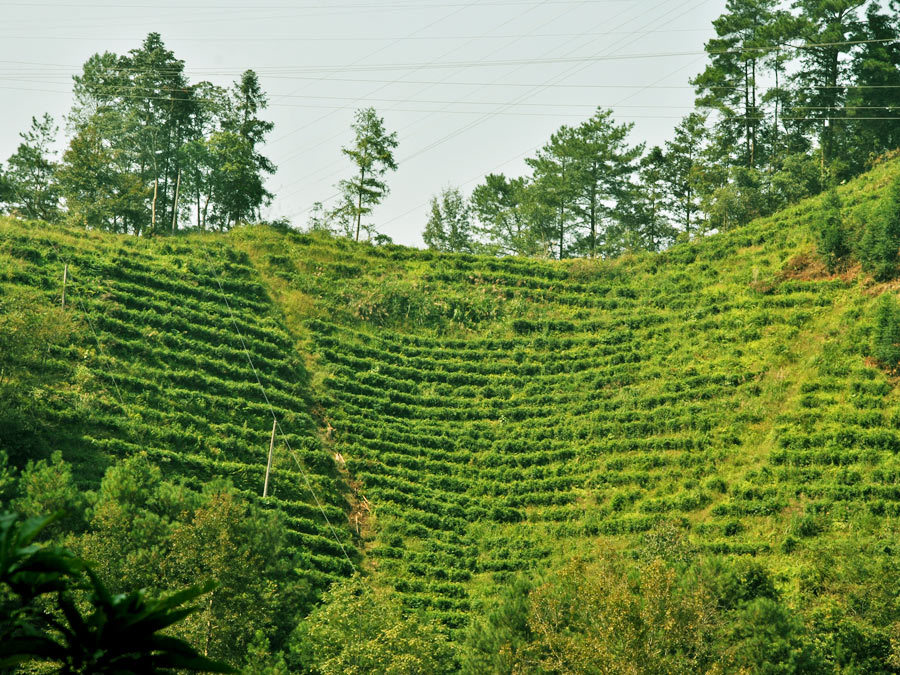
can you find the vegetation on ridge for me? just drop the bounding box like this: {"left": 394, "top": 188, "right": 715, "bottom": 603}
{"left": 3, "top": 113, "right": 900, "bottom": 675}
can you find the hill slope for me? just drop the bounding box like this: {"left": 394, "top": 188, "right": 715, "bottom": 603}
{"left": 2, "top": 157, "right": 900, "bottom": 639}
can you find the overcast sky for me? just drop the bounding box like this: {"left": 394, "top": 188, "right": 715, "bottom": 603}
{"left": 0, "top": 0, "right": 724, "bottom": 246}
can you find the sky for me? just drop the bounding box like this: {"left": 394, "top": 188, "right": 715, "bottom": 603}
{"left": 0, "top": 0, "right": 725, "bottom": 246}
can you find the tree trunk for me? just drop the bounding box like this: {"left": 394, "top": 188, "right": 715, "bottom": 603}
{"left": 744, "top": 60, "right": 751, "bottom": 167}
{"left": 750, "top": 58, "right": 756, "bottom": 168}
{"left": 774, "top": 61, "right": 780, "bottom": 157}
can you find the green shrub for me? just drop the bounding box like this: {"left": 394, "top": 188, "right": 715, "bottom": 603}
{"left": 859, "top": 176, "right": 900, "bottom": 280}
{"left": 872, "top": 293, "right": 900, "bottom": 369}
{"left": 815, "top": 190, "right": 850, "bottom": 272}
{"left": 722, "top": 598, "right": 825, "bottom": 673}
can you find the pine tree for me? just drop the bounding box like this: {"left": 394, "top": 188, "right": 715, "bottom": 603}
{"left": 471, "top": 173, "right": 535, "bottom": 255}
{"left": 631, "top": 147, "right": 678, "bottom": 251}
{"left": 790, "top": 0, "right": 867, "bottom": 173}
{"left": 0, "top": 114, "right": 61, "bottom": 221}
{"left": 873, "top": 293, "right": 900, "bottom": 369}
{"left": 526, "top": 109, "right": 642, "bottom": 259}
{"left": 423, "top": 186, "right": 475, "bottom": 253}
{"left": 692, "top": 0, "right": 779, "bottom": 169}
{"left": 57, "top": 112, "right": 147, "bottom": 232}
{"left": 860, "top": 176, "right": 900, "bottom": 281}
{"left": 568, "top": 109, "right": 644, "bottom": 258}
{"left": 663, "top": 113, "right": 708, "bottom": 236}
{"left": 67, "top": 33, "right": 198, "bottom": 234}
{"left": 845, "top": 3, "right": 900, "bottom": 171}
{"left": 526, "top": 125, "right": 577, "bottom": 259}
{"left": 815, "top": 189, "right": 849, "bottom": 272}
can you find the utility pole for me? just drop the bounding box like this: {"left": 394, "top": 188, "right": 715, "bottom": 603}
{"left": 151, "top": 178, "right": 158, "bottom": 231}
{"left": 263, "top": 418, "right": 276, "bottom": 497}
{"left": 61, "top": 263, "right": 68, "bottom": 308}
{"left": 171, "top": 169, "right": 181, "bottom": 233}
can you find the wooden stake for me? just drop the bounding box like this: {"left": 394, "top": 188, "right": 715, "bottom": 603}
{"left": 151, "top": 178, "right": 158, "bottom": 231}
{"left": 61, "top": 263, "right": 67, "bottom": 308}
{"left": 263, "top": 418, "right": 276, "bottom": 497}
{"left": 171, "top": 169, "right": 181, "bottom": 233}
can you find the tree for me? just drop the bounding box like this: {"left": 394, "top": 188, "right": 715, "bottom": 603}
{"left": 337, "top": 107, "right": 398, "bottom": 241}
{"left": 0, "top": 287, "right": 75, "bottom": 459}
{"left": 568, "top": 109, "right": 644, "bottom": 257}
{"left": 163, "top": 486, "right": 309, "bottom": 664}
{"left": 872, "top": 293, "right": 900, "bottom": 369}
{"left": 526, "top": 126, "right": 577, "bottom": 259}
{"left": 57, "top": 112, "right": 147, "bottom": 232}
{"left": 471, "top": 173, "right": 536, "bottom": 256}
{"left": 702, "top": 165, "right": 770, "bottom": 232}
{"left": 65, "top": 454, "right": 312, "bottom": 668}
{"left": 462, "top": 577, "right": 534, "bottom": 674}
{"left": 509, "top": 556, "right": 719, "bottom": 674}
{"left": 423, "top": 186, "right": 475, "bottom": 252}
{"left": 289, "top": 576, "right": 457, "bottom": 674}
{"left": 769, "top": 150, "right": 823, "bottom": 211}
{"left": 790, "top": 0, "right": 868, "bottom": 173}
{"left": 663, "top": 113, "right": 709, "bottom": 236}
{"left": 202, "top": 131, "right": 268, "bottom": 230}
{"left": 692, "top": 0, "right": 780, "bottom": 169}
{"left": 525, "top": 109, "right": 642, "bottom": 259}
{"left": 631, "top": 146, "right": 678, "bottom": 251}
{"left": 67, "top": 35, "right": 194, "bottom": 234}
{"left": 859, "top": 175, "right": 900, "bottom": 281}
{"left": 845, "top": 3, "right": 900, "bottom": 171}
{"left": 122, "top": 32, "right": 197, "bottom": 233}
{"left": 63, "top": 34, "right": 274, "bottom": 234}
{"left": 12, "top": 452, "right": 86, "bottom": 539}
{"left": 216, "top": 70, "right": 275, "bottom": 227}
{"left": 0, "top": 114, "right": 61, "bottom": 221}
{"left": 722, "top": 598, "right": 824, "bottom": 673}
{"left": 180, "top": 81, "right": 228, "bottom": 230}
{"left": 814, "top": 189, "right": 849, "bottom": 272}
{"left": 0, "top": 511, "right": 235, "bottom": 673}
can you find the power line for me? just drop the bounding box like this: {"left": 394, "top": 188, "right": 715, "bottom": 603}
{"left": 5, "top": 0, "right": 631, "bottom": 8}
{"left": 269, "top": 0, "right": 576, "bottom": 174}
{"left": 281, "top": 0, "right": 700, "bottom": 218}
{"left": 269, "top": 0, "right": 558, "bottom": 153}
{"left": 0, "top": 35, "right": 895, "bottom": 77}
{"left": 0, "top": 28, "right": 716, "bottom": 42}
{"left": 276, "top": 0, "right": 649, "bottom": 204}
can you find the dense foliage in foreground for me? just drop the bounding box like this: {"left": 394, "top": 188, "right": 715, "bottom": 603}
{"left": 2, "top": 158, "right": 900, "bottom": 671}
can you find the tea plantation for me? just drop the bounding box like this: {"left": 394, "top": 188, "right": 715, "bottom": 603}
{"left": 2, "top": 157, "right": 900, "bottom": 668}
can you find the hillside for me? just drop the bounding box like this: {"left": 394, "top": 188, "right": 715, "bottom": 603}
{"left": 2, "top": 157, "right": 900, "bottom": 665}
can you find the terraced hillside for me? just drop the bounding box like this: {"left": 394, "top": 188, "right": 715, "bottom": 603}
{"left": 234, "top": 157, "right": 900, "bottom": 627}
{"left": 0, "top": 222, "right": 357, "bottom": 596}
{"left": 2, "top": 157, "right": 900, "bottom": 642}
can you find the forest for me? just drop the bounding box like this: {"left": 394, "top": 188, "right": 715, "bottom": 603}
{"left": 1, "top": 0, "right": 900, "bottom": 673}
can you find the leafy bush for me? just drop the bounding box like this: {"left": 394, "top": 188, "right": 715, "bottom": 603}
{"left": 815, "top": 190, "right": 850, "bottom": 273}
{"left": 859, "top": 176, "right": 900, "bottom": 280}
{"left": 872, "top": 293, "right": 900, "bottom": 369}
{"left": 289, "top": 576, "right": 457, "bottom": 674}
{"left": 0, "top": 511, "right": 234, "bottom": 673}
